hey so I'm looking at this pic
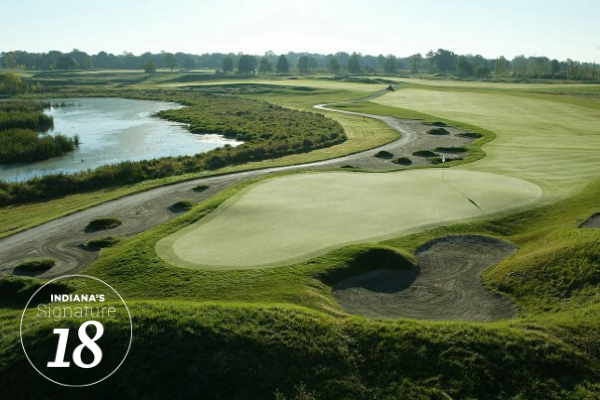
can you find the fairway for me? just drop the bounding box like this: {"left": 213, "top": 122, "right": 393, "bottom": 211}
{"left": 373, "top": 87, "right": 600, "bottom": 199}
{"left": 156, "top": 170, "right": 541, "bottom": 269}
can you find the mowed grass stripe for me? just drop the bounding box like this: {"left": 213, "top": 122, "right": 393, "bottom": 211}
{"left": 156, "top": 170, "right": 541, "bottom": 269}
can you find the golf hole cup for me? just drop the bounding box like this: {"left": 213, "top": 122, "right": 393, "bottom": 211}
{"left": 20, "top": 275, "right": 132, "bottom": 387}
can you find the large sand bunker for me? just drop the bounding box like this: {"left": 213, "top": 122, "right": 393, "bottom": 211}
{"left": 333, "top": 235, "right": 517, "bottom": 322}
{"left": 157, "top": 170, "right": 542, "bottom": 270}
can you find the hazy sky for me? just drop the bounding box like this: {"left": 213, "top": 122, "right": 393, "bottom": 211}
{"left": 2, "top": 0, "right": 599, "bottom": 62}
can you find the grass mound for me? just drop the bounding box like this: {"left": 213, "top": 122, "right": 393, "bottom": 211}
{"left": 427, "top": 127, "right": 450, "bottom": 135}
{"left": 14, "top": 257, "right": 55, "bottom": 272}
{"left": 486, "top": 233, "right": 600, "bottom": 310}
{"left": 374, "top": 150, "right": 394, "bottom": 159}
{"left": 170, "top": 200, "right": 194, "bottom": 211}
{"left": 392, "top": 157, "right": 412, "bottom": 166}
{"left": 192, "top": 184, "right": 209, "bottom": 192}
{"left": 428, "top": 121, "right": 447, "bottom": 127}
{"left": 85, "top": 236, "right": 119, "bottom": 249}
{"left": 435, "top": 146, "right": 468, "bottom": 153}
{"left": 457, "top": 132, "right": 483, "bottom": 139}
{"left": 86, "top": 217, "right": 122, "bottom": 231}
{"left": 319, "top": 246, "right": 415, "bottom": 285}
{"left": 412, "top": 150, "right": 438, "bottom": 157}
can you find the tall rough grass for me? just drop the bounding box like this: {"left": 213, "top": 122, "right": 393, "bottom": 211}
{"left": 0, "top": 129, "right": 78, "bottom": 164}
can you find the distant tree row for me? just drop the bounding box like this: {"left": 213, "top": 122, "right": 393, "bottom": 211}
{"left": 1, "top": 49, "right": 598, "bottom": 80}
{"left": 422, "top": 49, "right": 600, "bottom": 80}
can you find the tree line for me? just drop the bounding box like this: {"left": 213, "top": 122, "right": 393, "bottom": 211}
{"left": 2, "top": 49, "right": 598, "bottom": 80}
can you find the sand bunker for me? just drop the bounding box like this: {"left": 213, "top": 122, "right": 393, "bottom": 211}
{"left": 333, "top": 235, "right": 517, "bottom": 322}
{"left": 580, "top": 213, "right": 600, "bottom": 229}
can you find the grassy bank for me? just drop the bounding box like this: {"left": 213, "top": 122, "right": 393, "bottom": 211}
{"left": 1, "top": 301, "right": 596, "bottom": 399}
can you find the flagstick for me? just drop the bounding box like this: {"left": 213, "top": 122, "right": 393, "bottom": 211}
{"left": 441, "top": 155, "right": 446, "bottom": 182}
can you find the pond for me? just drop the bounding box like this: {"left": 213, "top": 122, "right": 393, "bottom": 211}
{"left": 0, "top": 98, "right": 242, "bottom": 182}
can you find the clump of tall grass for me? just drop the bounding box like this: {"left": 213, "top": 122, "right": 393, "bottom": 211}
{"left": 0, "top": 129, "right": 78, "bottom": 163}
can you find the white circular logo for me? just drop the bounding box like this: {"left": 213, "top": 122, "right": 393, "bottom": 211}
{"left": 20, "top": 274, "right": 132, "bottom": 387}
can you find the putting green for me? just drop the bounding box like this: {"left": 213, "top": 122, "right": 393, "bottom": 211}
{"left": 156, "top": 170, "right": 541, "bottom": 270}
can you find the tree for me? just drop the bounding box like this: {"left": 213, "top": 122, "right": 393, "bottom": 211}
{"left": 222, "top": 57, "right": 234, "bottom": 73}
{"left": 426, "top": 50, "right": 436, "bottom": 72}
{"left": 377, "top": 55, "right": 386, "bottom": 71}
{"left": 298, "top": 56, "right": 310, "bottom": 74}
{"left": 408, "top": 53, "right": 423, "bottom": 74}
{"left": 237, "top": 55, "right": 256, "bottom": 74}
{"left": 276, "top": 55, "right": 289, "bottom": 74}
{"left": 69, "top": 49, "right": 92, "bottom": 68}
{"left": 329, "top": 57, "right": 341, "bottom": 74}
{"left": 94, "top": 51, "right": 109, "bottom": 68}
{"left": 455, "top": 56, "right": 473, "bottom": 76}
{"left": 430, "top": 49, "right": 455, "bottom": 74}
{"left": 512, "top": 55, "right": 528, "bottom": 77}
{"left": 383, "top": 56, "right": 397, "bottom": 74}
{"left": 56, "top": 56, "right": 78, "bottom": 70}
{"left": 2, "top": 52, "right": 18, "bottom": 69}
{"left": 258, "top": 57, "right": 272, "bottom": 74}
{"left": 183, "top": 55, "right": 196, "bottom": 69}
{"left": 347, "top": 53, "right": 361, "bottom": 74}
{"left": 494, "top": 56, "right": 510, "bottom": 78}
{"left": 142, "top": 58, "right": 157, "bottom": 76}
{"left": 474, "top": 65, "right": 491, "bottom": 78}
{"left": 551, "top": 59, "right": 560, "bottom": 76}
{"left": 163, "top": 53, "right": 178, "bottom": 72}
{"left": 0, "top": 73, "right": 30, "bottom": 94}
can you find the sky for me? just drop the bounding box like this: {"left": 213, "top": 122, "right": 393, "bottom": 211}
{"left": 1, "top": 0, "right": 599, "bottom": 62}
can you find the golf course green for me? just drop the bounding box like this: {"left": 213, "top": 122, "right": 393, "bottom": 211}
{"left": 156, "top": 170, "right": 542, "bottom": 269}
{"left": 373, "top": 87, "right": 600, "bottom": 199}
